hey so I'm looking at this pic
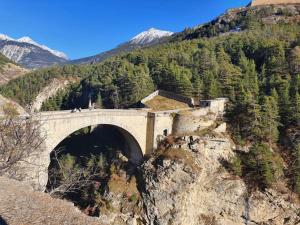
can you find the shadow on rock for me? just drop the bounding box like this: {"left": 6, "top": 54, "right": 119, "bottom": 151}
{"left": 0, "top": 216, "right": 8, "bottom": 225}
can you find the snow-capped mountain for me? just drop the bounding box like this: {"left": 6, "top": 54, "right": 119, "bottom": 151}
{"left": 17, "top": 37, "right": 68, "bottom": 60}
{"left": 130, "top": 28, "right": 173, "bottom": 45}
{"left": 0, "top": 34, "right": 68, "bottom": 69}
{"left": 70, "top": 28, "right": 174, "bottom": 65}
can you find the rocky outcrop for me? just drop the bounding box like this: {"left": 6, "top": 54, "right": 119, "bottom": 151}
{"left": 140, "top": 135, "right": 300, "bottom": 225}
{"left": 30, "top": 78, "right": 73, "bottom": 112}
{"left": 0, "top": 176, "right": 104, "bottom": 225}
{"left": 97, "top": 174, "right": 144, "bottom": 225}
{"left": 251, "top": 0, "right": 300, "bottom": 6}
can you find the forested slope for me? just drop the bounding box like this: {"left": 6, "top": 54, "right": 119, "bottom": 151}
{"left": 0, "top": 53, "right": 28, "bottom": 84}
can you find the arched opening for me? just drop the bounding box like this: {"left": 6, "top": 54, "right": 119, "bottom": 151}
{"left": 46, "top": 124, "right": 143, "bottom": 217}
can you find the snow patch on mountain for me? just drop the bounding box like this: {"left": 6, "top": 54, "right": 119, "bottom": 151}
{"left": 0, "top": 34, "right": 14, "bottom": 41}
{"left": 17, "top": 36, "right": 68, "bottom": 59}
{"left": 130, "top": 28, "right": 173, "bottom": 45}
{"left": 0, "top": 33, "right": 68, "bottom": 60}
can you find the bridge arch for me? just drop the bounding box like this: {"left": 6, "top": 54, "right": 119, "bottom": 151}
{"left": 49, "top": 123, "right": 144, "bottom": 164}
{"left": 35, "top": 109, "right": 151, "bottom": 189}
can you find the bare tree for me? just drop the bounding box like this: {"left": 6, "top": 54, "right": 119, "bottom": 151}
{"left": 0, "top": 103, "right": 44, "bottom": 178}
{"left": 47, "top": 149, "right": 101, "bottom": 198}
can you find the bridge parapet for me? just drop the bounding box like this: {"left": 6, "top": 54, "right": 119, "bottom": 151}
{"left": 36, "top": 109, "right": 149, "bottom": 122}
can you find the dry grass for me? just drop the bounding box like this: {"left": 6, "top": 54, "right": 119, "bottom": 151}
{"left": 108, "top": 174, "right": 139, "bottom": 196}
{"left": 144, "top": 95, "right": 189, "bottom": 111}
{"left": 160, "top": 148, "right": 201, "bottom": 172}
{"left": 198, "top": 214, "right": 219, "bottom": 225}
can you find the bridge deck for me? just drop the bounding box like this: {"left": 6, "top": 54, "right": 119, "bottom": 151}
{"left": 37, "top": 109, "right": 149, "bottom": 120}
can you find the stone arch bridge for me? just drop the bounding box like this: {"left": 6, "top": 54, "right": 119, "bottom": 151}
{"left": 31, "top": 108, "right": 175, "bottom": 188}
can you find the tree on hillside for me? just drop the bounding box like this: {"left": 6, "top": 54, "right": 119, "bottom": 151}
{"left": 239, "top": 53, "right": 259, "bottom": 97}
{"left": 261, "top": 96, "right": 280, "bottom": 146}
{"left": 203, "top": 71, "right": 219, "bottom": 99}
{"left": 216, "top": 46, "right": 241, "bottom": 99}
{"left": 288, "top": 46, "right": 300, "bottom": 76}
{"left": 227, "top": 85, "right": 262, "bottom": 142}
{"left": 243, "top": 143, "right": 283, "bottom": 189}
{"left": 274, "top": 78, "right": 291, "bottom": 127}
{"left": 159, "top": 63, "right": 193, "bottom": 97}
{"left": 192, "top": 75, "right": 203, "bottom": 98}
{"left": 290, "top": 74, "right": 300, "bottom": 125}
{"left": 293, "top": 144, "right": 300, "bottom": 195}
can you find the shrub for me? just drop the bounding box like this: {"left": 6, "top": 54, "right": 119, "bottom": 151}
{"left": 244, "top": 143, "right": 284, "bottom": 189}
{"left": 229, "top": 143, "right": 284, "bottom": 190}
{"left": 230, "top": 155, "right": 243, "bottom": 177}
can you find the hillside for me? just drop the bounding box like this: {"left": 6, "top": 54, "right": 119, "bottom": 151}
{"left": 0, "top": 53, "right": 28, "bottom": 84}
{"left": 172, "top": 4, "right": 300, "bottom": 41}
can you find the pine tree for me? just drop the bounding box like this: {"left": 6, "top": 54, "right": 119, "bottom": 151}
{"left": 261, "top": 96, "right": 280, "bottom": 146}
{"left": 293, "top": 144, "right": 300, "bottom": 195}
{"left": 290, "top": 75, "right": 300, "bottom": 125}
{"left": 203, "top": 71, "right": 218, "bottom": 99}
{"left": 96, "top": 92, "right": 103, "bottom": 109}
{"left": 289, "top": 46, "right": 300, "bottom": 76}
{"left": 192, "top": 75, "right": 203, "bottom": 98}
{"left": 239, "top": 53, "right": 259, "bottom": 97}
{"left": 246, "top": 143, "right": 283, "bottom": 189}
{"left": 216, "top": 46, "right": 241, "bottom": 97}
{"left": 275, "top": 78, "right": 291, "bottom": 126}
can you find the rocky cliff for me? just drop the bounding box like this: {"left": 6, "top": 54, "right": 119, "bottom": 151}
{"left": 30, "top": 78, "right": 73, "bottom": 112}
{"left": 140, "top": 133, "right": 300, "bottom": 225}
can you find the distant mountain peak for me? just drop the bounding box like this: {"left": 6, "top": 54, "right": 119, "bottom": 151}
{"left": 0, "top": 34, "right": 14, "bottom": 41}
{"left": 17, "top": 36, "right": 68, "bottom": 60}
{"left": 17, "top": 36, "right": 36, "bottom": 44}
{"left": 0, "top": 33, "right": 68, "bottom": 68}
{"left": 130, "top": 28, "right": 173, "bottom": 45}
{"left": 70, "top": 27, "right": 174, "bottom": 65}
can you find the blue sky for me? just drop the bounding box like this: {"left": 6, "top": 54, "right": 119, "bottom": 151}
{"left": 0, "top": 0, "right": 249, "bottom": 60}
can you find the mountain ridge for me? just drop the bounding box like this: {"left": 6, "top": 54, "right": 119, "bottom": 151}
{"left": 0, "top": 34, "right": 68, "bottom": 69}
{"left": 69, "top": 28, "right": 173, "bottom": 65}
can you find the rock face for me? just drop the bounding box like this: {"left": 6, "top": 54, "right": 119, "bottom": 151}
{"left": 140, "top": 135, "right": 300, "bottom": 225}
{"left": 30, "top": 78, "right": 72, "bottom": 112}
